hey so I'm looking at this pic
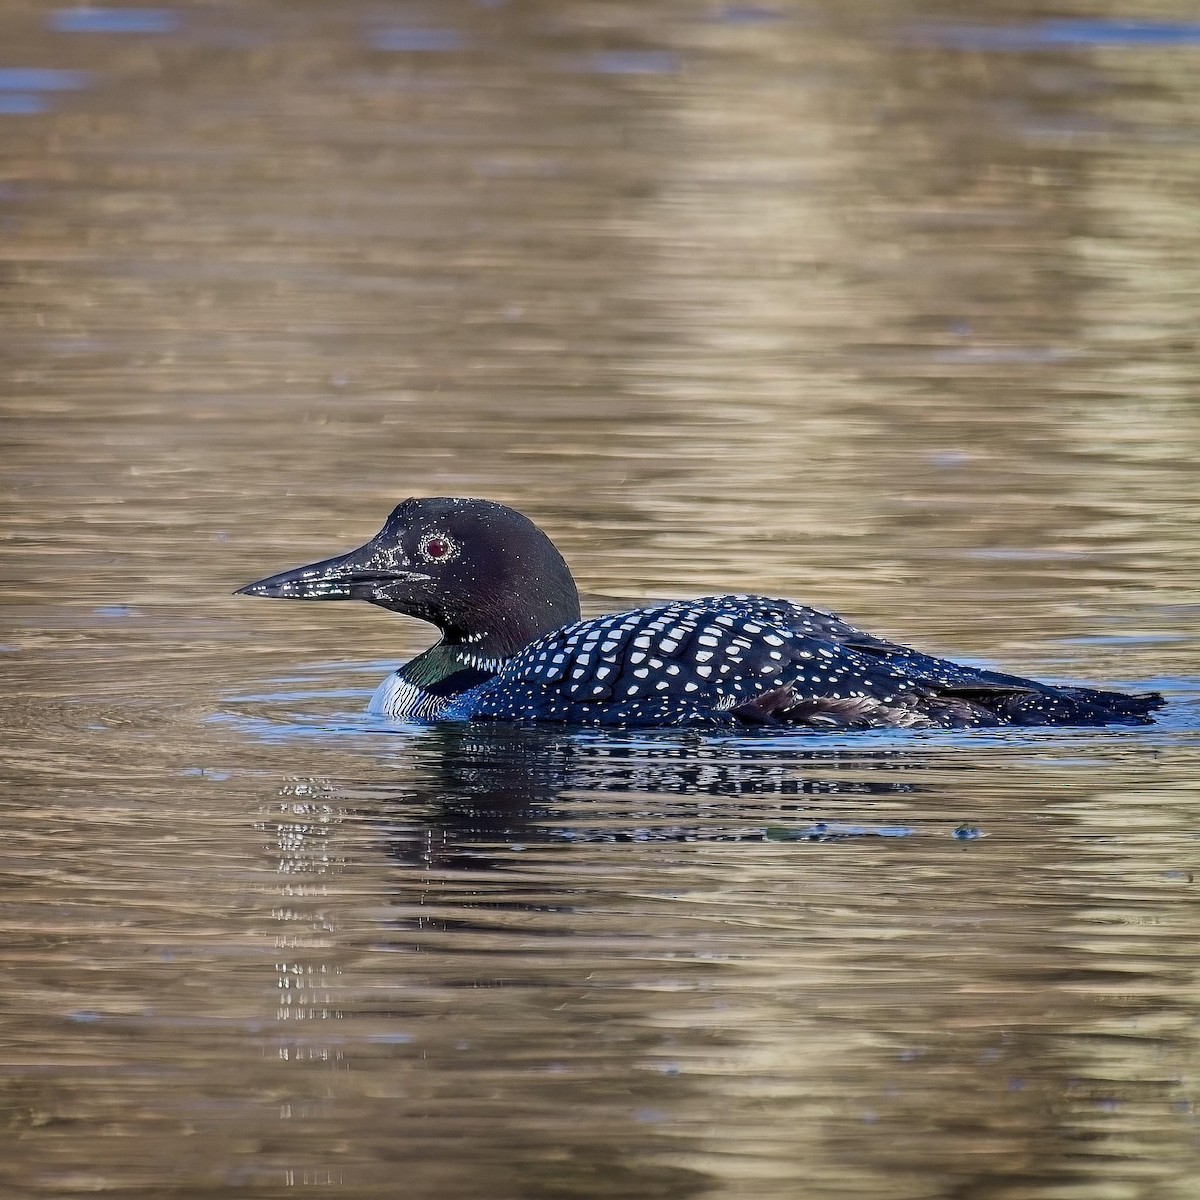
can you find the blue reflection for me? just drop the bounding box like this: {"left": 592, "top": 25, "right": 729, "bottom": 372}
{"left": 94, "top": 605, "right": 135, "bottom": 618}
{"left": 911, "top": 19, "right": 1200, "bottom": 51}
{"left": 0, "top": 94, "right": 47, "bottom": 114}
{"left": 773, "top": 821, "right": 916, "bottom": 841}
{"left": 0, "top": 67, "right": 90, "bottom": 89}
{"left": 51, "top": 7, "right": 178, "bottom": 34}
{"left": 716, "top": 6, "right": 783, "bottom": 24}
{"left": 583, "top": 50, "right": 680, "bottom": 75}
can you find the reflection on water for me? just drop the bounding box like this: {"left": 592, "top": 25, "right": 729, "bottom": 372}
{"left": 2, "top": 0, "right": 1200, "bottom": 1197}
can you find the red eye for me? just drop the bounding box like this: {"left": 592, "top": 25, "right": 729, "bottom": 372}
{"left": 420, "top": 535, "right": 456, "bottom": 562}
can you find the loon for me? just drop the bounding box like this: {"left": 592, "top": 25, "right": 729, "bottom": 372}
{"left": 236, "top": 497, "right": 1164, "bottom": 730}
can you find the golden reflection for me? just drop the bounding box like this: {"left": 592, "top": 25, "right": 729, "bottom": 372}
{"left": 1, "top": 1, "right": 1198, "bottom": 1197}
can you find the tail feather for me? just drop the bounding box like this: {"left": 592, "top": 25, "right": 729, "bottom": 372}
{"left": 1055, "top": 685, "right": 1165, "bottom": 717}
{"left": 990, "top": 686, "right": 1165, "bottom": 726}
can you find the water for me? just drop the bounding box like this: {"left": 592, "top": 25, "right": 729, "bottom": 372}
{"left": 3, "top": 1, "right": 1200, "bottom": 1196}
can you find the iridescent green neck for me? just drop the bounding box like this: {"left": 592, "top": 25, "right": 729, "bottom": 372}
{"left": 399, "top": 641, "right": 506, "bottom": 694}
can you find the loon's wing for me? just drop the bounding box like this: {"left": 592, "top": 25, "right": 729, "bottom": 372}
{"left": 737, "top": 597, "right": 1163, "bottom": 726}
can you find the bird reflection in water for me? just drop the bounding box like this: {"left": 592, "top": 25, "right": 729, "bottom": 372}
{"left": 361, "top": 723, "right": 926, "bottom": 872}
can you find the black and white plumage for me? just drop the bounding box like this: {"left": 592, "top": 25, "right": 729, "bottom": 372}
{"left": 237, "top": 497, "right": 1164, "bottom": 731}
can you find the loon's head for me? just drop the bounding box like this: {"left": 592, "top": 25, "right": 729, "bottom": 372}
{"left": 236, "top": 497, "right": 581, "bottom": 658}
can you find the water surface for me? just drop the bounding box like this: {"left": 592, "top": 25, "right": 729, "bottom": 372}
{"left": 3, "top": 1, "right": 1199, "bottom": 1197}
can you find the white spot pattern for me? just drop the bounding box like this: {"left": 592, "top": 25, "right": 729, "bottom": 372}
{"left": 450, "top": 595, "right": 987, "bottom": 728}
